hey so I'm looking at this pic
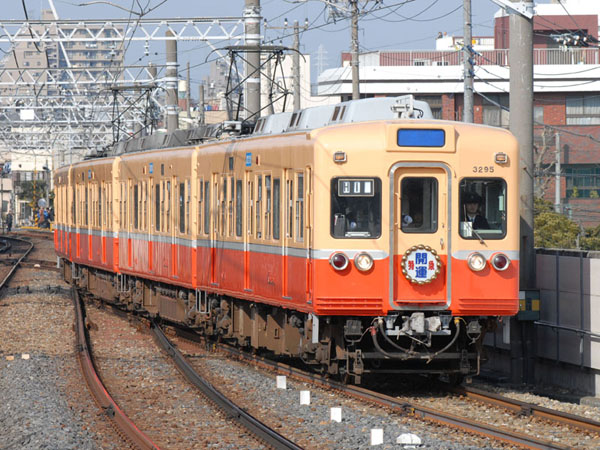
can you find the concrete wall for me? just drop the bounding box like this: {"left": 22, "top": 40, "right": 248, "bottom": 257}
{"left": 486, "top": 249, "right": 600, "bottom": 397}
{"left": 535, "top": 249, "right": 600, "bottom": 395}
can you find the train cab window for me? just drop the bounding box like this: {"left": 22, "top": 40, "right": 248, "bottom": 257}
{"left": 401, "top": 178, "right": 438, "bottom": 233}
{"left": 331, "top": 177, "right": 381, "bottom": 239}
{"left": 459, "top": 178, "right": 507, "bottom": 240}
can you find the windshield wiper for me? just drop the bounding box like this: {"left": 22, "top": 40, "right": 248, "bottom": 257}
{"left": 472, "top": 228, "right": 486, "bottom": 245}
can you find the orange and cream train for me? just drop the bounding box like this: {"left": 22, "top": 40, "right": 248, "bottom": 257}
{"left": 54, "top": 96, "right": 519, "bottom": 383}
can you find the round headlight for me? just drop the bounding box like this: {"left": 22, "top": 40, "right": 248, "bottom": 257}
{"left": 467, "top": 252, "right": 487, "bottom": 272}
{"left": 354, "top": 252, "right": 373, "bottom": 272}
{"left": 491, "top": 253, "right": 510, "bottom": 271}
{"left": 330, "top": 252, "right": 349, "bottom": 271}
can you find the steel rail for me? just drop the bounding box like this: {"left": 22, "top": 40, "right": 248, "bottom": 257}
{"left": 453, "top": 384, "right": 600, "bottom": 434}
{"left": 150, "top": 321, "right": 303, "bottom": 450}
{"left": 0, "top": 237, "right": 33, "bottom": 289}
{"left": 210, "top": 342, "right": 571, "bottom": 450}
{"left": 72, "top": 288, "right": 160, "bottom": 450}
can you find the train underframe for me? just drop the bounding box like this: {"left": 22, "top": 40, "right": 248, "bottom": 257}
{"left": 64, "top": 261, "right": 495, "bottom": 384}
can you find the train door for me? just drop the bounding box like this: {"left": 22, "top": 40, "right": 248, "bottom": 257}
{"left": 390, "top": 163, "right": 451, "bottom": 310}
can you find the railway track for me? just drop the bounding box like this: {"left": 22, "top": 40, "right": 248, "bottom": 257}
{"left": 167, "top": 327, "right": 597, "bottom": 450}
{"left": 0, "top": 236, "right": 34, "bottom": 288}
{"left": 72, "top": 288, "right": 160, "bottom": 450}
{"left": 76, "top": 295, "right": 304, "bottom": 449}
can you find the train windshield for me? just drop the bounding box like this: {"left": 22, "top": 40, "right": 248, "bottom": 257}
{"left": 459, "top": 178, "right": 507, "bottom": 239}
{"left": 331, "top": 177, "right": 381, "bottom": 238}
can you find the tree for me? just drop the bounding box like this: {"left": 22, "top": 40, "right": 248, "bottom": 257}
{"left": 534, "top": 197, "right": 580, "bottom": 248}
{"left": 19, "top": 180, "right": 47, "bottom": 202}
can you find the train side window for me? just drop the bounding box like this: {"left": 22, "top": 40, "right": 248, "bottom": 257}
{"left": 265, "top": 175, "right": 272, "bottom": 239}
{"left": 286, "top": 177, "right": 293, "bottom": 239}
{"left": 256, "top": 175, "right": 262, "bottom": 239}
{"left": 134, "top": 184, "right": 139, "bottom": 230}
{"left": 155, "top": 182, "right": 160, "bottom": 232}
{"left": 229, "top": 176, "right": 234, "bottom": 236}
{"left": 161, "top": 181, "right": 166, "bottom": 232}
{"left": 143, "top": 181, "right": 147, "bottom": 231}
{"left": 108, "top": 184, "right": 112, "bottom": 229}
{"left": 85, "top": 185, "right": 89, "bottom": 226}
{"left": 204, "top": 181, "right": 210, "bottom": 235}
{"left": 273, "top": 178, "right": 280, "bottom": 240}
{"left": 166, "top": 180, "right": 171, "bottom": 233}
{"left": 98, "top": 184, "right": 102, "bottom": 228}
{"left": 459, "top": 178, "right": 507, "bottom": 240}
{"left": 247, "top": 178, "right": 254, "bottom": 237}
{"left": 220, "top": 177, "right": 227, "bottom": 237}
{"left": 186, "top": 179, "right": 191, "bottom": 235}
{"left": 401, "top": 177, "right": 438, "bottom": 234}
{"left": 296, "top": 173, "right": 304, "bottom": 242}
{"left": 179, "top": 181, "right": 185, "bottom": 234}
{"left": 235, "top": 179, "right": 242, "bottom": 237}
{"left": 198, "top": 179, "right": 203, "bottom": 234}
{"left": 331, "top": 177, "right": 381, "bottom": 239}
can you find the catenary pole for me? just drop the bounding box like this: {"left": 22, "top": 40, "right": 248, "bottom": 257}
{"left": 165, "top": 30, "right": 179, "bottom": 132}
{"left": 350, "top": 0, "right": 360, "bottom": 100}
{"left": 244, "top": 0, "right": 261, "bottom": 120}
{"left": 463, "top": 0, "right": 474, "bottom": 122}
{"left": 508, "top": 1, "right": 535, "bottom": 385}
{"left": 293, "top": 20, "right": 301, "bottom": 110}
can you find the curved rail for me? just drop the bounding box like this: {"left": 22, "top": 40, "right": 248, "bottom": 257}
{"left": 72, "top": 288, "right": 160, "bottom": 450}
{"left": 0, "top": 237, "right": 34, "bottom": 289}
{"left": 150, "top": 321, "right": 303, "bottom": 450}
{"left": 452, "top": 384, "right": 600, "bottom": 434}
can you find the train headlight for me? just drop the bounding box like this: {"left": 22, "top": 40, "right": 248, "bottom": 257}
{"left": 491, "top": 253, "right": 510, "bottom": 271}
{"left": 330, "top": 252, "right": 349, "bottom": 271}
{"left": 467, "top": 252, "right": 487, "bottom": 272}
{"left": 354, "top": 252, "right": 373, "bottom": 272}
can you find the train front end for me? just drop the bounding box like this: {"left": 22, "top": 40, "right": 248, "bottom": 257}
{"left": 311, "top": 120, "right": 519, "bottom": 382}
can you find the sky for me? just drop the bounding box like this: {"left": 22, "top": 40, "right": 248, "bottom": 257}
{"left": 1, "top": 1, "right": 543, "bottom": 94}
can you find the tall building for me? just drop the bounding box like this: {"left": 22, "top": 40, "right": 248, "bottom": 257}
{"left": 317, "top": 1, "right": 600, "bottom": 226}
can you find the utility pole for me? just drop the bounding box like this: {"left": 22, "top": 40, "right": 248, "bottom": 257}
{"left": 509, "top": 2, "right": 535, "bottom": 291}
{"left": 187, "top": 61, "right": 192, "bottom": 119}
{"left": 293, "top": 20, "right": 301, "bottom": 110}
{"left": 555, "top": 133, "right": 561, "bottom": 213}
{"left": 244, "top": 0, "right": 261, "bottom": 120}
{"left": 350, "top": 0, "right": 360, "bottom": 100}
{"left": 292, "top": 19, "right": 309, "bottom": 110}
{"left": 198, "top": 83, "right": 205, "bottom": 125}
{"left": 165, "top": 30, "right": 179, "bottom": 133}
{"left": 463, "top": 0, "right": 474, "bottom": 123}
{"left": 508, "top": 0, "right": 535, "bottom": 386}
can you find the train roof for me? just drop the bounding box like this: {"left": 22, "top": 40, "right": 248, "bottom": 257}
{"left": 102, "top": 95, "right": 433, "bottom": 158}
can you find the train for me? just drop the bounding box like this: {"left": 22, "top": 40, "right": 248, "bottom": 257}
{"left": 54, "top": 95, "right": 519, "bottom": 383}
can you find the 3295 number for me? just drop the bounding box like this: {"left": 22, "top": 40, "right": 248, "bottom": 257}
{"left": 473, "top": 166, "right": 494, "bottom": 173}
